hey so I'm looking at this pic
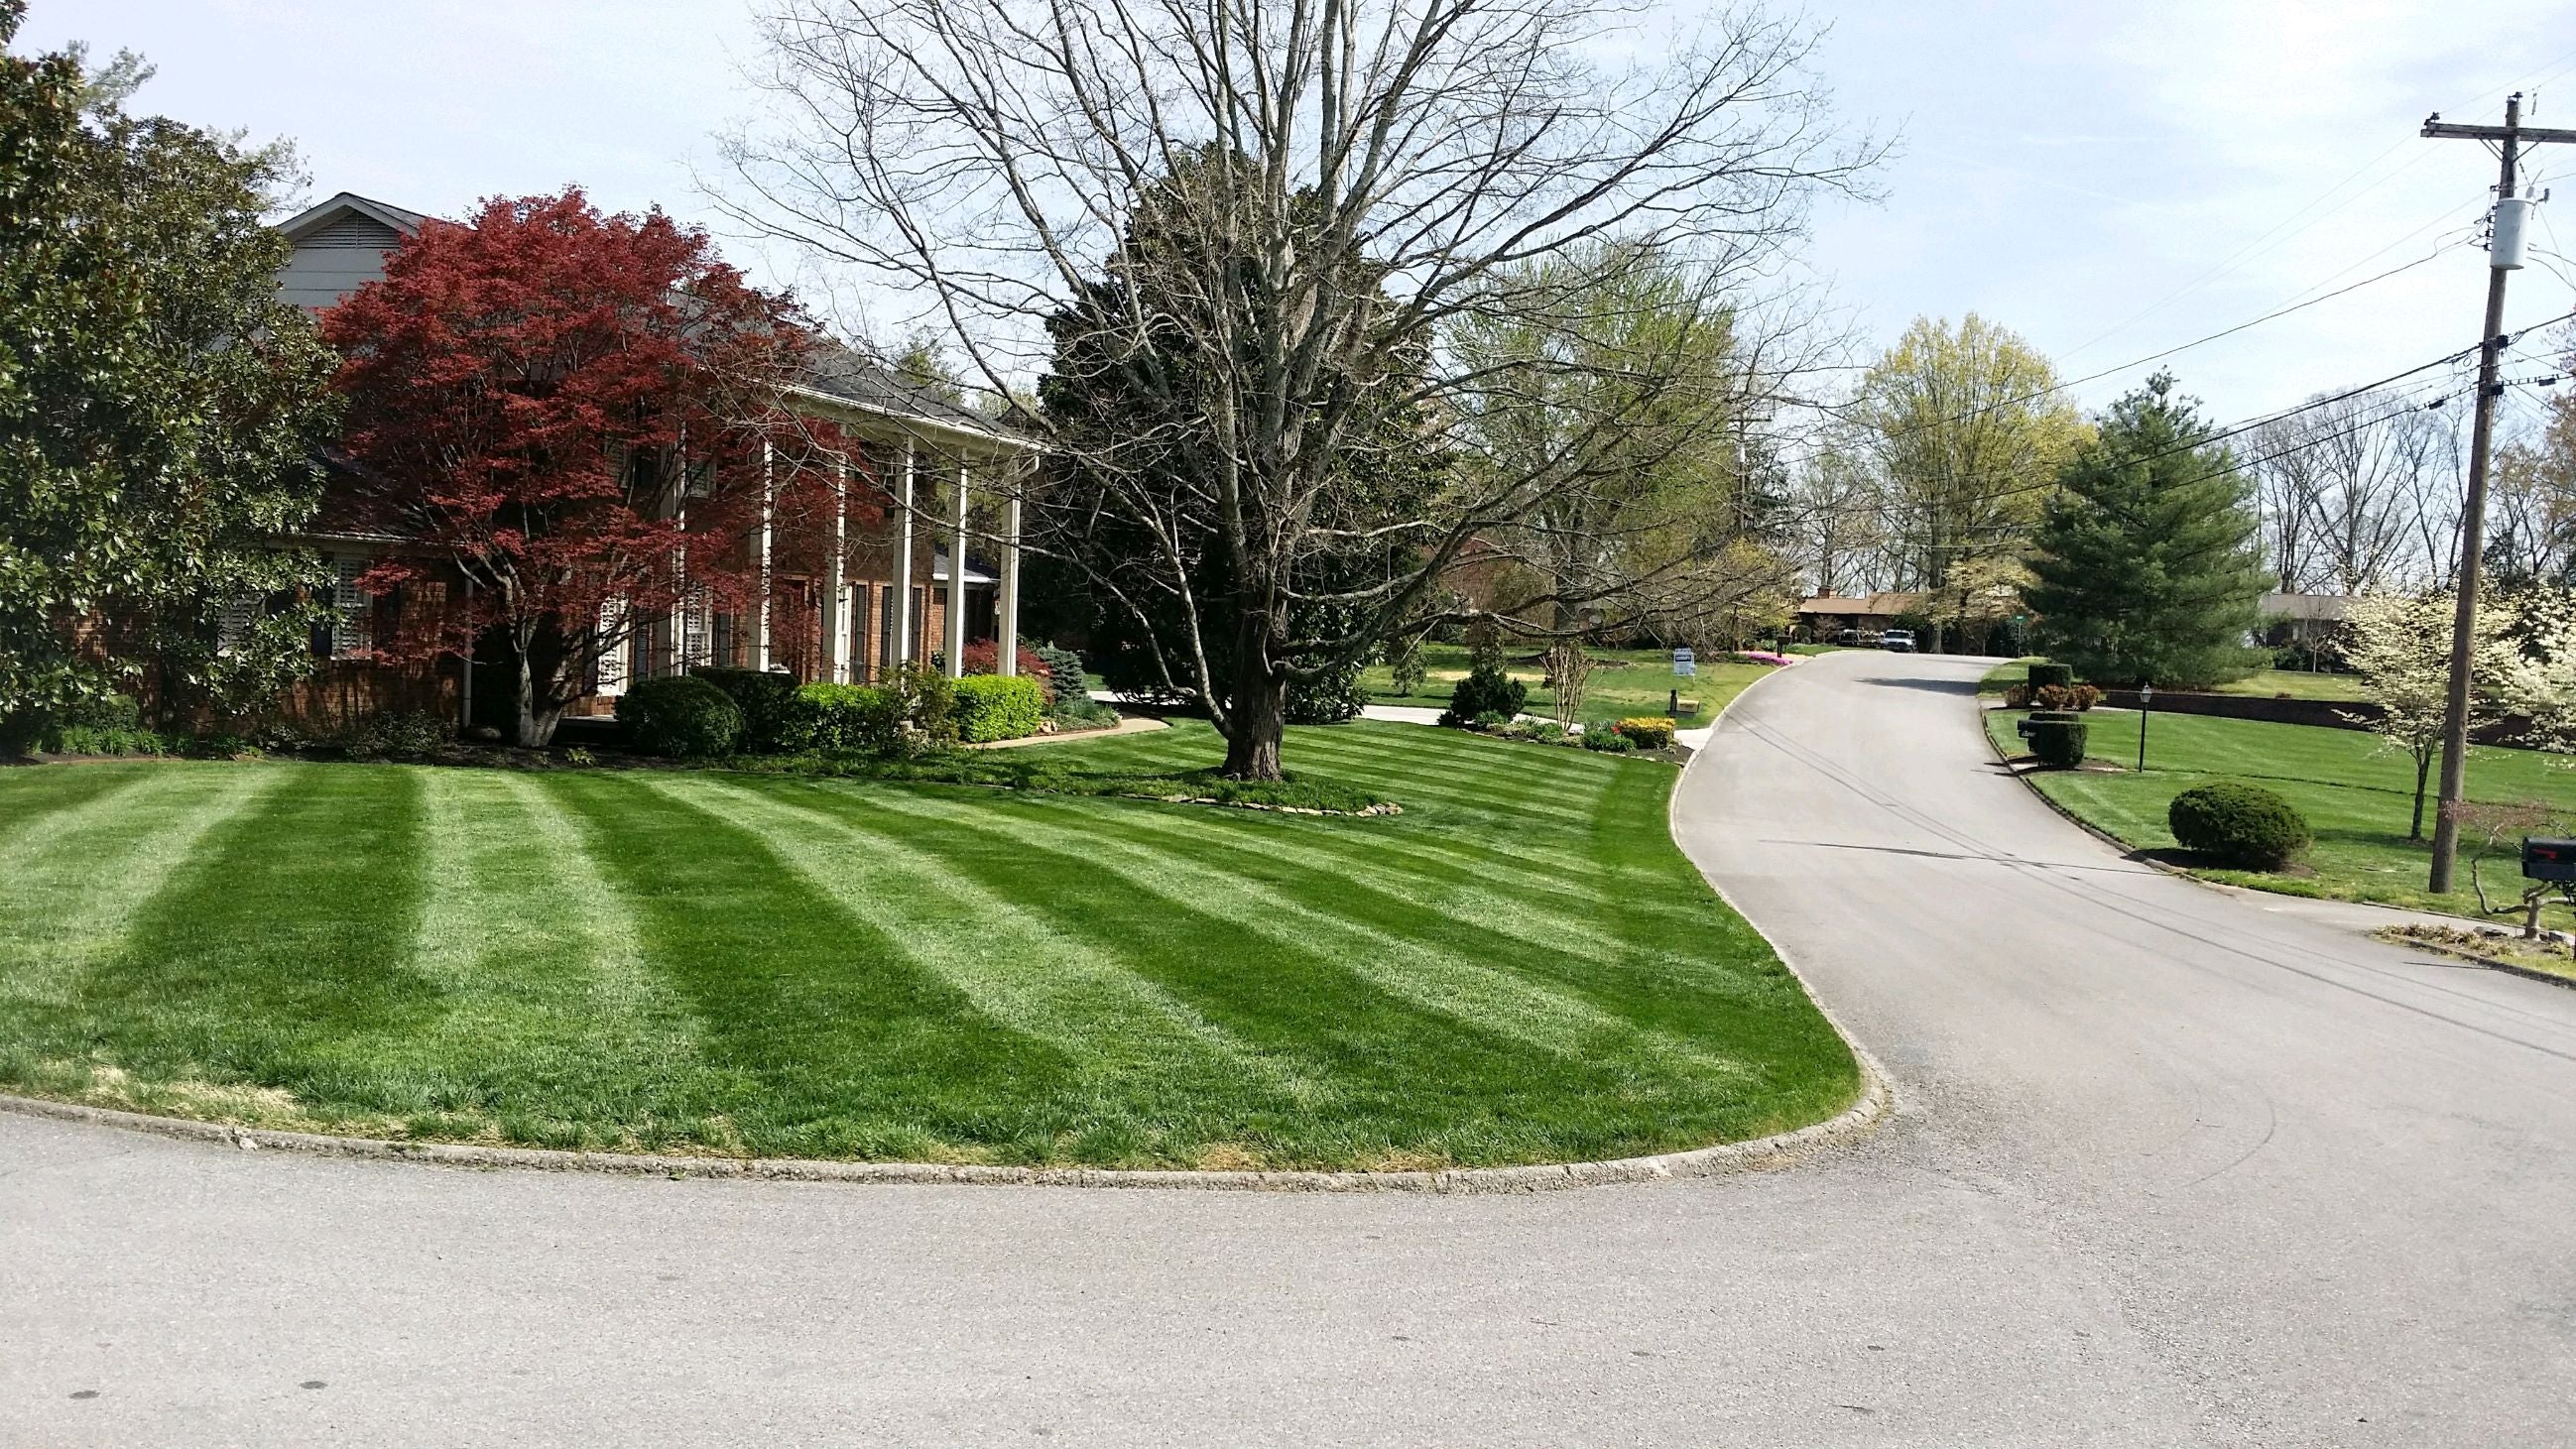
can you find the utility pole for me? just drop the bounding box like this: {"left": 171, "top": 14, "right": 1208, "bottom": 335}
{"left": 2423, "top": 94, "right": 2576, "bottom": 893}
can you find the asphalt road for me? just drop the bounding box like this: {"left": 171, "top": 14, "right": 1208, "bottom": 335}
{"left": 8, "top": 651, "right": 2574, "bottom": 1447}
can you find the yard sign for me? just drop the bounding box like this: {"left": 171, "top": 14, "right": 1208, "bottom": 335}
{"left": 1672, "top": 648, "right": 1695, "bottom": 677}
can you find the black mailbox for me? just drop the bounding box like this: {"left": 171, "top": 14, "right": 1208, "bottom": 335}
{"left": 2523, "top": 837, "right": 2576, "bottom": 882}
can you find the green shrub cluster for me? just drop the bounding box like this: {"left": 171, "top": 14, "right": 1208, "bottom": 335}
{"left": 2024, "top": 714, "right": 2086, "bottom": 768}
{"left": 1441, "top": 667, "right": 1527, "bottom": 728}
{"left": 691, "top": 666, "right": 803, "bottom": 753}
{"left": 791, "top": 682, "right": 904, "bottom": 753}
{"left": 336, "top": 711, "right": 452, "bottom": 762}
{"left": 954, "top": 674, "right": 1047, "bottom": 743}
{"left": 1581, "top": 728, "right": 1637, "bottom": 753}
{"left": 1612, "top": 716, "right": 1675, "bottom": 750}
{"left": 2168, "top": 783, "right": 2311, "bottom": 869}
{"left": 617, "top": 675, "right": 742, "bottom": 759}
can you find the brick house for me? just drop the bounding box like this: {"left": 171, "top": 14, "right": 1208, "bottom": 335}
{"left": 272, "top": 191, "right": 1039, "bottom": 734}
{"left": 1791, "top": 591, "right": 1923, "bottom": 643}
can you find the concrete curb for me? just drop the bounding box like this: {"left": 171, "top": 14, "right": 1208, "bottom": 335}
{"left": 2369, "top": 930, "right": 2576, "bottom": 993}
{"left": 1665, "top": 654, "right": 1901, "bottom": 1149}
{"left": 0, "top": 656, "right": 1894, "bottom": 1193}
{"left": 0, "top": 1079, "right": 1890, "bottom": 1193}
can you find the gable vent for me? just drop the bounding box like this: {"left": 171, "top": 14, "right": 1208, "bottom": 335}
{"left": 307, "top": 213, "right": 402, "bottom": 249}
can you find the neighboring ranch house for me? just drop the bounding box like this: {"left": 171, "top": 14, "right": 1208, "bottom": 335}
{"left": 272, "top": 191, "right": 1039, "bottom": 732}
{"left": 1792, "top": 591, "right": 1923, "bottom": 642}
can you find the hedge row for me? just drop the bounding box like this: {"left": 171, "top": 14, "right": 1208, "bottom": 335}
{"left": 954, "top": 674, "right": 1047, "bottom": 743}
{"left": 621, "top": 661, "right": 1051, "bottom": 759}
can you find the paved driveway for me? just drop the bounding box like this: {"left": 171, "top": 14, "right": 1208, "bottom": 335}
{"left": 7, "top": 651, "right": 2573, "bottom": 1446}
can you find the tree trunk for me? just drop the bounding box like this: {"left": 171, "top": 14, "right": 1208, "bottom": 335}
{"left": 512, "top": 648, "right": 566, "bottom": 748}
{"left": 2411, "top": 750, "right": 2432, "bottom": 841}
{"left": 1221, "top": 649, "right": 1288, "bottom": 782}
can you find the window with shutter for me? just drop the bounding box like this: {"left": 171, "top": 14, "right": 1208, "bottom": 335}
{"left": 329, "top": 556, "right": 374, "bottom": 659}
{"left": 215, "top": 596, "right": 261, "bottom": 657}
{"left": 594, "top": 604, "right": 629, "bottom": 696}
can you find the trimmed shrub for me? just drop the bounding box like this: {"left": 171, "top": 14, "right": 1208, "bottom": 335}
{"left": 2168, "top": 783, "right": 2312, "bottom": 869}
{"left": 2032, "top": 682, "right": 2102, "bottom": 712}
{"left": 617, "top": 674, "right": 742, "bottom": 759}
{"left": 893, "top": 662, "right": 958, "bottom": 748}
{"left": 1440, "top": 666, "right": 1527, "bottom": 728}
{"left": 793, "top": 682, "right": 905, "bottom": 754}
{"left": 2024, "top": 715, "right": 2086, "bottom": 768}
{"left": 691, "top": 666, "right": 802, "bottom": 754}
{"left": 338, "top": 711, "right": 452, "bottom": 761}
{"left": 1612, "top": 716, "right": 1676, "bottom": 750}
{"left": 1581, "top": 727, "right": 1637, "bottom": 752}
{"left": 954, "top": 674, "right": 1047, "bottom": 743}
{"left": 1470, "top": 709, "right": 1510, "bottom": 732}
{"left": 2026, "top": 661, "right": 2074, "bottom": 690}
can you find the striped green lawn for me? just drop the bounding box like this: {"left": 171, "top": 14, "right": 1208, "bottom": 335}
{"left": 1987, "top": 706, "right": 2576, "bottom": 926}
{"left": 0, "top": 721, "right": 1857, "bottom": 1170}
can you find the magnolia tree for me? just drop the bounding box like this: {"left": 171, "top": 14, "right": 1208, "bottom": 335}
{"left": 722, "top": 0, "right": 1876, "bottom": 778}
{"left": 324, "top": 190, "right": 817, "bottom": 746}
{"left": 0, "top": 8, "right": 339, "bottom": 744}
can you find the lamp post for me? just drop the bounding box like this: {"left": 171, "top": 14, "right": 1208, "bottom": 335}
{"left": 2137, "top": 683, "right": 2153, "bottom": 775}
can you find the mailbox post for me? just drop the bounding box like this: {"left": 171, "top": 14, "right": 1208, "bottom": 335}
{"left": 2520, "top": 838, "right": 2576, "bottom": 946}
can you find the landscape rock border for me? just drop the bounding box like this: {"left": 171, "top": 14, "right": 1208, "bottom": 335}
{"left": 0, "top": 659, "right": 1891, "bottom": 1192}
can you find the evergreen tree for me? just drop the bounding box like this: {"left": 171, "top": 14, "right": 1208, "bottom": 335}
{"left": 2024, "top": 374, "right": 2269, "bottom": 687}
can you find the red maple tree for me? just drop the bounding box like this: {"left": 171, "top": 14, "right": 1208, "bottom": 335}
{"left": 323, "top": 188, "right": 824, "bottom": 745}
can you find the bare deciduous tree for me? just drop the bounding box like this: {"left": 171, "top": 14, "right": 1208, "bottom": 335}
{"left": 719, "top": 0, "right": 1874, "bottom": 777}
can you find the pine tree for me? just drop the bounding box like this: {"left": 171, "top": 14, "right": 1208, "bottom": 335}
{"left": 2024, "top": 373, "right": 2269, "bottom": 687}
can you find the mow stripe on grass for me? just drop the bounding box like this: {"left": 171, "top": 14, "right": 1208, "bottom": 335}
{"left": 857, "top": 785, "right": 1692, "bottom": 1073}
{"left": 378, "top": 770, "right": 713, "bottom": 1138}
{"left": 807, "top": 785, "right": 1584, "bottom": 1146}
{"left": 542, "top": 772, "right": 1094, "bottom": 1161}
{"left": 652, "top": 773, "right": 1327, "bottom": 1112}
{"left": 75, "top": 766, "right": 438, "bottom": 1099}
{"left": 0, "top": 766, "right": 283, "bottom": 1013}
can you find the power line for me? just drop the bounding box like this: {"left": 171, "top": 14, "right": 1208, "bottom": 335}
{"left": 1834, "top": 238, "right": 2462, "bottom": 445}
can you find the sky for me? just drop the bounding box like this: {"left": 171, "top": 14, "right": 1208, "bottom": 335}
{"left": 23, "top": 0, "right": 2576, "bottom": 439}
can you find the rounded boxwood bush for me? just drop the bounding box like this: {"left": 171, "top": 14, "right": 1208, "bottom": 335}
{"left": 2168, "top": 783, "right": 2311, "bottom": 870}
{"left": 690, "top": 666, "right": 801, "bottom": 753}
{"left": 2024, "top": 715, "right": 2086, "bottom": 768}
{"left": 616, "top": 674, "right": 743, "bottom": 759}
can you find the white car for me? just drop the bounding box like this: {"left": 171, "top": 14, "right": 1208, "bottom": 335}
{"left": 1880, "top": 629, "right": 1915, "bottom": 654}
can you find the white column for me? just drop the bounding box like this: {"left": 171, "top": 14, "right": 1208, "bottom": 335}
{"left": 821, "top": 457, "right": 847, "bottom": 683}
{"left": 998, "top": 480, "right": 1022, "bottom": 675}
{"left": 945, "top": 455, "right": 969, "bottom": 677}
{"left": 755, "top": 439, "right": 774, "bottom": 671}
{"left": 892, "top": 440, "right": 916, "bottom": 665}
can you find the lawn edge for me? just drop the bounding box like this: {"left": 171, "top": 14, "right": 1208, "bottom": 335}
{"left": 0, "top": 666, "right": 1893, "bottom": 1192}
{"left": 0, "top": 1079, "right": 1891, "bottom": 1193}
{"left": 1663, "top": 654, "right": 1898, "bottom": 1149}
{"left": 2370, "top": 927, "right": 2576, "bottom": 992}
{"left": 1975, "top": 703, "right": 2548, "bottom": 930}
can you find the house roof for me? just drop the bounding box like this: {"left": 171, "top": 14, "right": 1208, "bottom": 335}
{"left": 276, "top": 188, "right": 1036, "bottom": 455}
{"left": 276, "top": 191, "right": 428, "bottom": 244}
{"left": 1796, "top": 591, "right": 1922, "bottom": 618}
